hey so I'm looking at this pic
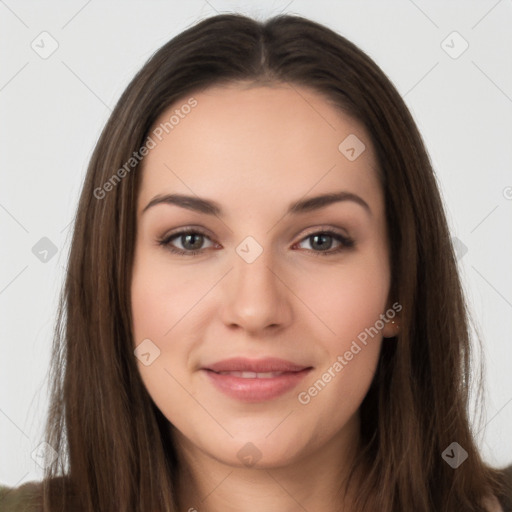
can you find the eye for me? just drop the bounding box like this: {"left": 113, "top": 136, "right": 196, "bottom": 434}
{"left": 157, "top": 229, "right": 216, "bottom": 256}
{"left": 157, "top": 228, "right": 355, "bottom": 257}
{"left": 293, "top": 229, "right": 355, "bottom": 256}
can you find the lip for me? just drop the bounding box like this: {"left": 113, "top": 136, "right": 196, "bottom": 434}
{"left": 204, "top": 357, "right": 310, "bottom": 373}
{"left": 202, "top": 357, "right": 312, "bottom": 402}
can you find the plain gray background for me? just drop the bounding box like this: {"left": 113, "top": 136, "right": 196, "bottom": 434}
{"left": 1, "top": 0, "right": 511, "bottom": 487}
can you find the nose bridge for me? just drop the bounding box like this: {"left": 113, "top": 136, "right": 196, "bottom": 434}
{"left": 234, "top": 241, "right": 274, "bottom": 294}
{"left": 222, "top": 235, "right": 291, "bottom": 331}
{"left": 233, "top": 237, "right": 279, "bottom": 303}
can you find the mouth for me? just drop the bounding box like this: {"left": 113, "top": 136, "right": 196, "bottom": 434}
{"left": 212, "top": 370, "right": 294, "bottom": 378}
{"left": 201, "top": 357, "right": 313, "bottom": 402}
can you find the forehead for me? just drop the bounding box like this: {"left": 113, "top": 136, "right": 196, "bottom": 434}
{"left": 137, "top": 83, "right": 382, "bottom": 218}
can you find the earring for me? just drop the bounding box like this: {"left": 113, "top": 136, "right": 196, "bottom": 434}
{"left": 391, "top": 320, "right": 400, "bottom": 333}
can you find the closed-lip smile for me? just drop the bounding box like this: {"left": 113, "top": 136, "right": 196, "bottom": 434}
{"left": 201, "top": 357, "right": 313, "bottom": 402}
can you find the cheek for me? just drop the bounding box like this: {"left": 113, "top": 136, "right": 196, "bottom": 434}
{"left": 131, "top": 254, "right": 205, "bottom": 344}
{"left": 130, "top": 253, "right": 217, "bottom": 397}
{"left": 130, "top": 259, "right": 198, "bottom": 423}
{"left": 294, "top": 250, "right": 389, "bottom": 404}
{"left": 296, "top": 253, "right": 390, "bottom": 347}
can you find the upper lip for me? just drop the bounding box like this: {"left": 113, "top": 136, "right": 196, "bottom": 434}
{"left": 203, "top": 357, "right": 311, "bottom": 373}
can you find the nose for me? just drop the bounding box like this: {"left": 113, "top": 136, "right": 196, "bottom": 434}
{"left": 219, "top": 245, "right": 293, "bottom": 335}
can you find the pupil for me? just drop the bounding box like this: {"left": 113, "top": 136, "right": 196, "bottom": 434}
{"left": 184, "top": 234, "right": 202, "bottom": 250}
{"left": 312, "top": 234, "right": 332, "bottom": 251}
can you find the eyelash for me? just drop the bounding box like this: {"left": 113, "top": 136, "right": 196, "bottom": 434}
{"left": 157, "top": 227, "right": 355, "bottom": 257}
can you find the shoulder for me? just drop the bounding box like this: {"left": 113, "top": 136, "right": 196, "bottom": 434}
{"left": 488, "top": 463, "right": 512, "bottom": 512}
{"left": 1, "top": 476, "right": 80, "bottom": 512}
{"left": 484, "top": 495, "right": 505, "bottom": 512}
{"left": 497, "top": 463, "right": 512, "bottom": 512}
{"left": 0, "top": 480, "right": 43, "bottom": 512}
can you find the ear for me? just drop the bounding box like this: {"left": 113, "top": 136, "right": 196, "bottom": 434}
{"left": 382, "top": 317, "right": 400, "bottom": 338}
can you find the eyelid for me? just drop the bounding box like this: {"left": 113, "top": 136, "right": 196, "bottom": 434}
{"left": 160, "top": 224, "right": 350, "bottom": 242}
{"left": 160, "top": 225, "right": 215, "bottom": 243}
{"left": 298, "top": 225, "right": 350, "bottom": 239}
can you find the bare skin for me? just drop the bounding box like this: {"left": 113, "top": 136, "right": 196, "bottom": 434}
{"left": 131, "top": 82, "right": 400, "bottom": 511}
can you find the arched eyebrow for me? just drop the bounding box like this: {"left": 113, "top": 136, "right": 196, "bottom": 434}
{"left": 142, "top": 191, "right": 372, "bottom": 217}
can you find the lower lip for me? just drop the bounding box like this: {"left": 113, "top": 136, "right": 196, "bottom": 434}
{"left": 202, "top": 368, "right": 311, "bottom": 402}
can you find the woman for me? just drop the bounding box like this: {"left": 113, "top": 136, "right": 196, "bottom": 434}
{"left": 1, "top": 12, "right": 511, "bottom": 512}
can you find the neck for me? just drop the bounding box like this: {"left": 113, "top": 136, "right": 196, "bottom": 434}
{"left": 173, "top": 416, "right": 364, "bottom": 512}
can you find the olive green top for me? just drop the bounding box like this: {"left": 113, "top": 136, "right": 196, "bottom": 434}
{"left": 1, "top": 467, "right": 512, "bottom": 511}
{"left": 0, "top": 480, "right": 42, "bottom": 512}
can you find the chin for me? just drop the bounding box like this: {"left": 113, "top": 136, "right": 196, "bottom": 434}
{"left": 201, "top": 430, "right": 311, "bottom": 470}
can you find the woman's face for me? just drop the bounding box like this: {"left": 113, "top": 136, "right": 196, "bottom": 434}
{"left": 131, "top": 83, "right": 396, "bottom": 469}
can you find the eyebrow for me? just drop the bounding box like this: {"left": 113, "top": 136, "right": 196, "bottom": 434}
{"left": 142, "top": 190, "right": 372, "bottom": 217}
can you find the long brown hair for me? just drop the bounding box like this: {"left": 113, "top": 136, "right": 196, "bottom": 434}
{"left": 41, "top": 13, "right": 508, "bottom": 511}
